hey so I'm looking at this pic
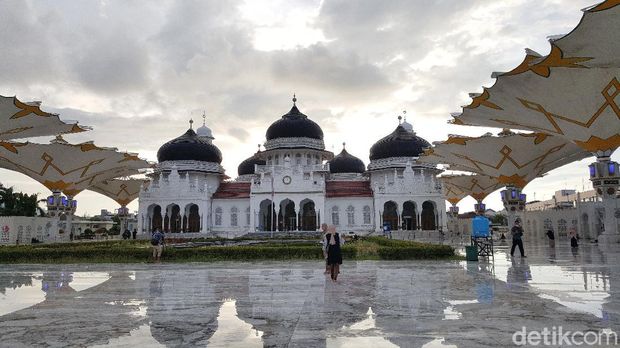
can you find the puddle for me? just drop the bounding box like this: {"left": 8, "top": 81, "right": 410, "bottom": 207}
{"left": 489, "top": 251, "right": 610, "bottom": 319}
{"left": 344, "top": 307, "right": 376, "bottom": 331}
{"left": 0, "top": 273, "right": 45, "bottom": 316}
{"left": 105, "top": 299, "right": 147, "bottom": 318}
{"left": 442, "top": 300, "right": 478, "bottom": 320}
{"left": 89, "top": 324, "right": 164, "bottom": 348}
{"left": 207, "top": 299, "right": 263, "bottom": 347}
{"left": 70, "top": 272, "right": 111, "bottom": 292}
{"left": 421, "top": 337, "right": 458, "bottom": 348}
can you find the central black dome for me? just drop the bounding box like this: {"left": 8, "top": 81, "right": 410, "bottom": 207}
{"left": 329, "top": 148, "right": 365, "bottom": 174}
{"left": 238, "top": 152, "right": 266, "bottom": 176}
{"left": 266, "top": 104, "right": 323, "bottom": 141}
{"left": 157, "top": 128, "right": 222, "bottom": 163}
{"left": 369, "top": 125, "right": 431, "bottom": 160}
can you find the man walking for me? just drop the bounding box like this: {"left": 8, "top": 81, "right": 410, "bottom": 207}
{"left": 151, "top": 228, "right": 165, "bottom": 262}
{"left": 510, "top": 220, "right": 526, "bottom": 258}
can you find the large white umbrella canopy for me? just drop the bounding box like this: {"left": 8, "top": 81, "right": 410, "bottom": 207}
{"left": 89, "top": 178, "right": 146, "bottom": 207}
{"left": 0, "top": 95, "right": 90, "bottom": 141}
{"left": 451, "top": 3, "right": 620, "bottom": 154}
{"left": 0, "top": 136, "right": 151, "bottom": 197}
{"left": 419, "top": 131, "right": 590, "bottom": 188}
{"left": 440, "top": 174, "right": 502, "bottom": 204}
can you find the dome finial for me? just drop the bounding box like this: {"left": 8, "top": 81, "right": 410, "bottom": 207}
{"left": 397, "top": 115, "right": 402, "bottom": 124}
{"left": 403, "top": 110, "right": 407, "bottom": 122}
{"left": 342, "top": 142, "right": 346, "bottom": 150}
{"left": 202, "top": 111, "right": 206, "bottom": 126}
{"left": 257, "top": 143, "right": 261, "bottom": 152}
{"left": 189, "top": 119, "right": 194, "bottom": 130}
{"left": 292, "top": 93, "right": 297, "bottom": 105}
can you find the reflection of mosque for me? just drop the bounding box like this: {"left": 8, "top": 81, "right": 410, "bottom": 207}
{"left": 137, "top": 98, "right": 446, "bottom": 236}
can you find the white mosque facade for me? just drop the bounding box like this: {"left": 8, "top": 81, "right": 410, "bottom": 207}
{"left": 137, "top": 99, "right": 446, "bottom": 237}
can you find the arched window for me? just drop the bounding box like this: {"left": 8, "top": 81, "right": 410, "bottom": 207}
{"left": 246, "top": 207, "right": 251, "bottom": 226}
{"left": 558, "top": 219, "right": 567, "bottom": 235}
{"left": 215, "top": 207, "right": 222, "bottom": 226}
{"left": 295, "top": 153, "right": 302, "bottom": 165}
{"left": 231, "top": 207, "right": 238, "bottom": 227}
{"left": 363, "top": 206, "right": 371, "bottom": 224}
{"left": 267, "top": 156, "right": 272, "bottom": 165}
{"left": 275, "top": 155, "right": 280, "bottom": 165}
{"left": 306, "top": 154, "right": 312, "bottom": 165}
{"left": 331, "top": 206, "right": 340, "bottom": 226}
{"left": 544, "top": 218, "right": 553, "bottom": 230}
{"left": 347, "top": 205, "right": 355, "bottom": 225}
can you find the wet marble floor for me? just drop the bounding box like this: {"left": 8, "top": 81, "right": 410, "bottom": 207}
{"left": 1, "top": 239, "right": 620, "bottom": 347}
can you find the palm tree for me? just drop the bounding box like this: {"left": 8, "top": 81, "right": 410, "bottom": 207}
{"left": 0, "top": 183, "right": 44, "bottom": 217}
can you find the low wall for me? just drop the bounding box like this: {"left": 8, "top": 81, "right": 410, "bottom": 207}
{"left": 0, "top": 216, "right": 63, "bottom": 246}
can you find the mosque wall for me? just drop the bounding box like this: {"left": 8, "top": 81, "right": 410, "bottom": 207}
{"left": 0, "top": 216, "right": 61, "bottom": 245}
{"left": 324, "top": 197, "right": 374, "bottom": 233}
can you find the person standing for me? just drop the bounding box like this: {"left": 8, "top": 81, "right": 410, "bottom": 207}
{"left": 510, "top": 220, "right": 526, "bottom": 258}
{"left": 320, "top": 223, "right": 329, "bottom": 274}
{"left": 132, "top": 229, "right": 137, "bottom": 240}
{"left": 326, "top": 225, "right": 344, "bottom": 281}
{"left": 546, "top": 229, "right": 555, "bottom": 248}
{"left": 151, "top": 228, "right": 165, "bottom": 262}
{"left": 569, "top": 226, "right": 579, "bottom": 248}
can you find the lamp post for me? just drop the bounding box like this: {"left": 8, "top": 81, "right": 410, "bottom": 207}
{"left": 500, "top": 186, "right": 526, "bottom": 228}
{"left": 589, "top": 155, "right": 619, "bottom": 242}
{"left": 447, "top": 204, "right": 459, "bottom": 237}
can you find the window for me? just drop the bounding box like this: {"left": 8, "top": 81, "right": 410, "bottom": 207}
{"left": 275, "top": 155, "right": 280, "bottom": 165}
{"left": 347, "top": 206, "right": 355, "bottom": 225}
{"left": 331, "top": 206, "right": 340, "bottom": 226}
{"left": 363, "top": 206, "right": 371, "bottom": 224}
{"left": 246, "top": 207, "right": 251, "bottom": 226}
{"left": 215, "top": 207, "right": 222, "bottom": 226}
{"left": 558, "top": 219, "right": 567, "bottom": 235}
{"left": 231, "top": 207, "right": 238, "bottom": 227}
{"left": 306, "top": 154, "right": 312, "bottom": 165}
{"left": 295, "top": 153, "right": 302, "bottom": 165}
{"left": 267, "top": 156, "right": 272, "bottom": 165}
{"left": 303, "top": 173, "right": 310, "bottom": 180}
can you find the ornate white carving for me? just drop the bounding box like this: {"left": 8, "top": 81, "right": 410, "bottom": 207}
{"left": 368, "top": 157, "right": 439, "bottom": 171}
{"left": 157, "top": 160, "right": 224, "bottom": 174}
{"left": 264, "top": 137, "right": 325, "bottom": 150}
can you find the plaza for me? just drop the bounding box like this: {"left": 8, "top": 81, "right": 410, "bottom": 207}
{"left": 1, "top": 239, "right": 619, "bottom": 347}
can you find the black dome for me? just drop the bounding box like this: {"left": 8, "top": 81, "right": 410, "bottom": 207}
{"left": 157, "top": 128, "right": 222, "bottom": 163}
{"left": 266, "top": 105, "right": 323, "bottom": 140}
{"left": 237, "top": 152, "right": 266, "bottom": 176}
{"left": 369, "top": 125, "right": 431, "bottom": 160}
{"left": 329, "top": 148, "right": 365, "bottom": 174}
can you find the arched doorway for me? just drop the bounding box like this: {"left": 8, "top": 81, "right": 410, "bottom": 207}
{"left": 168, "top": 204, "right": 181, "bottom": 233}
{"left": 300, "top": 199, "right": 316, "bottom": 231}
{"left": 402, "top": 201, "right": 417, "bottom": 230}
{"left": 581, "top": 213, "right": 590, "bottom": 237}
{"left": 421, "top": 201, "right": 436, "bottom": 230}
{"left": 151, "top": 205, "right": 162, "bottom": 232}
{"left": 187, "top": 204, "right": 200, "bottom": 232}
{"left": 383, "top": 201, "right": 398, "bottom": 230}
{"left": 259, "top": 199, "right": 276, "bottom": 231}
{"left": 279, "top": 199, "right": 296, "bottom": 231}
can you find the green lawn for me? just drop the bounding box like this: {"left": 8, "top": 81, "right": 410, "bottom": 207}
{"left": 0, "top": 237, "right": 457, "bottom": 263}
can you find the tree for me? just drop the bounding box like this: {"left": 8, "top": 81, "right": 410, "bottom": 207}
{"left": 0, "top": 184, "right": 44, "bottom": 217}
{"left": 491, "top": 214, "right": 507, "bottom": 226}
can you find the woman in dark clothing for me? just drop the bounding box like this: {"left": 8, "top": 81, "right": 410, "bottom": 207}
{"left": 326, "top": 225, "right": 343, "bottom": 281}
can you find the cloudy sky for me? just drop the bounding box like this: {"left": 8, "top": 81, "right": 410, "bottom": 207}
{"left": 1, "top": 0, "right": 616, "bottom": 216}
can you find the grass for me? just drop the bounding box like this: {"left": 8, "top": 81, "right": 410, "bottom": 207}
{"left": 0, "top": 236, "right": 457, "bottom": 264}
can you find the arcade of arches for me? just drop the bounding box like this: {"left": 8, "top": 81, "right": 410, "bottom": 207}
{"left": 147, "top": 203, "right": 201, "bottom": 233}
{"left": 258, "top": 198, "right": 319, "bottom": 231}
{"left": 382, "top": 200, "right": 437, "bottom": 231}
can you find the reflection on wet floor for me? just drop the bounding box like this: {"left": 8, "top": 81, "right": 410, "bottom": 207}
{"left": 1, "top": 241, "right": 619, "bottom": 347}
{"left": 207, "top": 299, "right": 264, "bottom": 348}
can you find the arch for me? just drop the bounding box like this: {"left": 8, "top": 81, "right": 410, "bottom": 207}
{"left": 331, "top": 206, "right": 340, "bottom": 226}
{"left": 544, "top": 218, "right": 553, "bottom": 231}
{"left": 165, "top": 204, "right": 181, "bottom": 233}
{"left": 278, "top": 199, "right": 296, "bottom": 231}
{"left": 184, "top": 204, "right": 199, "bottom": 232}
{"left": 382, "top": 201, "right": 398, "bottom": 230}
{"left": 402, "top": 201, "right": 417, "bottom": 230}
{"left": 363, "top": 205, "right": 371, "bottom": 225}
{"left": 215, "top": 206, "right": 223, "bottom": 226}
{"left": 150, "top": 204, "right": 162, "bottom": 232}
{"left": 581, "top": 213, "right": 590, "bottom": 237}
{"left": 246, "top": 207, "right": 251, "bottom": 226}
{"left": 421, "top": 201, "right": 437, "bottom": 230}
{"left": 231, "top": 207, "right": 238, "bottom": 227}
{"left": 300, "top": 199, "right": 317, "bottom": 231}
{"left": 259, "top": 199, "right": 276, "bottom": 231}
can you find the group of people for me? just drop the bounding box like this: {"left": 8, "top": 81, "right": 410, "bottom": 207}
{"left": 511, "top": 218, "right": 581, "bottom": 259}
{"left": 122, "top": 229, "right": 138, "bottom": 240}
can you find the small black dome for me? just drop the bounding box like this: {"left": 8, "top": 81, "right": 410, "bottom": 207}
{"left": 369, "top": 125, "right": 431, "bottom": 160}
{"left": 157, "top": 128, "right": 222, "bottom": 163}
{"left": 238, "top": 152, "right": 266, "bottom": 176}
{"left": 266, "top": 105, "right": 323, "bottom": 140}
{"left": 329, "top": 148, "right": 365, "bottom": 174}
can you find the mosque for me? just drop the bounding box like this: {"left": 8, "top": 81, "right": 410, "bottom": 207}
{"left": 137, "top": 97, "right": 445, "bottom": 236}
